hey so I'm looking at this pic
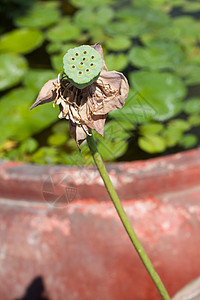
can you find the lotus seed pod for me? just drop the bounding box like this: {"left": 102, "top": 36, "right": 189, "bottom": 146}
{"left": 63, "top": 45, "right": 103, "bottom": 89}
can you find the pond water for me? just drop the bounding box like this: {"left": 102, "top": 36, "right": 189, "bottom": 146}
{"left": 0, "top": 0, "right": 200, "bottom": 165}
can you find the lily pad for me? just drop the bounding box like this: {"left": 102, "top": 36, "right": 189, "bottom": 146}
{"left": 48, "top": 133, "right": 68, "bottom": 146}
{"left": 184, "top": 97, "right": 200, "bottom": 115}
{"left": 178, "top": 134, "right": 198, "bottom": 149}
{"left": 23, "top": 69, "right": 57, "bottom": 91}
{"left": 105, "top": 53, "right": 128, "bottom": 71}
{"left": 188, "top": 114, "right": 200, "bottom": 126}
{"left": 139, "top": 134, "right": 166, "bottom": 153}
{"left": 0, "top": 28, "right": 44, "bottom": 54}
{"left": 115, "top": 6, "right": 170, "bottom": 39}
{"left": 182, "top": 1, "right": 200, "bottom": 13}
{"left": 158, "top": 17, "right": 199, "bottom": 45}
{"left": 46, "top": 18, "right": 80, "bottom": 43}
{"left": 175, "top": 64, "right": 200, "bottom": 85}
{"left": 15, "top": 1, "right": 61, "bottom": 28}
{"left": 74, "top": 7, "right": 114, "bottom": 30}
{"left": 96, "top": 135, "right": 128, "bottom": 161}
{"left": 129, "top": 71, "right": 186, "bottom": 121}
{"left": 140, "top": 122, "right": 164, "bottom": 135}
{"left": 162, "top": 126, "right": 183, "bottom": 147}
{"left": 168, "top": 119, "right": 191, "bottom": 132}
{"left": 0, "top": 88, "right": 58, "bottom": 142}
{"left": 110, "top": 88, "right": 156, "bottom": 124}
{"left": 89, "top": 28, "right": 108, "bottom": 44}
{"left": 105, "top": 17, "right": 144, "bottom": 37}
{"left": 0, "top": 53, "right": 27, "bottom": 91}
{"left": 51, "top": 53, "right": 64, "bottom": 72}
{"left": 129, "top": 42, "right": 184, "bottom": 70}
{"left": 46, "top": 42, "right": 77, "bottom": 55}
{"left": 105, "top": 36, "right": 132, "bottom": 51}
{"left": 70, "top": 0, "right": 114, "bottom": 8}
{"left": 20, "top": 138, "right": 38, "bottom": 154}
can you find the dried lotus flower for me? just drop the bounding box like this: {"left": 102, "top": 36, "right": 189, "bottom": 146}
{"left": 30, "top": 43, "right": 129, "bottom": 147}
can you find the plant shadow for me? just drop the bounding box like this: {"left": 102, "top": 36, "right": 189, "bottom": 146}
{"left": 13, "top": 276, "right": 50, "bottom": 300}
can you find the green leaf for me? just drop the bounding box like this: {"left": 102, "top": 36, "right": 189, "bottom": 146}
{"left": 52, "top": 121, "right": 69, "bottom": 134}
{"left": 23, "top": 69, "right": 57, "bottom": 92}
{"left": 0, "top": 53, "right": 27, "bottom": 91}
{"left": 184, "top": 97, "right": 200, "bottom": 115}
{"left": 46, "top": 18, "right": 80, "bottom": 43}
{"left": 162, "top": 127, "right": 183, "bottom": 147}
{"left": 139, "top": 134, "right": 166, "bottom": 153}
{"left": 188, "top": 114, "right": 200, "bottom": 126}
{"left": 15, "top": 1, "right": 61, "bottom": 28}
{"left": 116, "top": 6, "right": 170, "bottom": 31}
{"left": 19, "top": 138, "right": 38, "bottom": 154}
{"left": 178, "top": 134, "right": 198, "bottom": 149}
{"left": 104, "top": 121, "right": 131, "bottom": 140}
{"left": 175, "top": 64, "right": 200, "bottom": 85}
{"left": 0, "top": 28, "right": 44, "bottom": 54}
{"left": 168, "top": 119, "right": 191, "bottom": 132}
{"left": 89, "top": 28, "right": 108, "bottom": 44}
{"left": 129, "top": 42, "right": 184, "bottom": 70}
{"left": 0, "top": 88, "right": 58, "bottom": 142}
{"left": 129, "top": 71, "right": 186, "bottom": 121}
{"left": 48, "top": 133, "right": 68, "bottom": 146}
{"left": 182, "top": 1, "right": 200, "bottom": 13}
{"left": 46, "top": 42, "right": 77, "bottom": 55}
{"left": 105, "top": 53, "right": 128, "bottom": 71}
{"left": 140, "top": 122, "right": 164, "bottom": 135}
{"left": 70, "top": 0, "right": 114, "bottom": 8}
{"left": 74, "top": 7, "right": 114, "bottom": 30}
{"left": 51, "top": 53, "right": 64, "bottom": 73}
{"left": 97, "top": 137, "right": 128, "bottom": 161}
{"left": 109, "top": 88, "right": 156, "bottom": 124}
{"left": 31, "top": 147, "right": 59, "bottom": 164}
{"left": 105, "top": 17, "right": 143, "bottom": 37}
{"left": 105, "top": 36, "right": 132, "bottom": 51}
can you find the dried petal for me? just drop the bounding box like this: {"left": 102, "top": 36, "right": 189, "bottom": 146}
{"left": 91, "top": 70, "right": 129, "bottom": 115}
{"left": 30, "top": 78, "right": 58, "bottom": 110}
{"left": 69, "top": 121, "right": 88, "bottom": 147}
{"left": 92, "top": 43, "right": 108, "bottom": 72}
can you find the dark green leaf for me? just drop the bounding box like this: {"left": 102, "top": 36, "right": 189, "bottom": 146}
{"left": 0, "top": 28, "right": 44, "bottom": 54}
{"left": 15, "top": 1, "right": 61, "bottom": 28}
{"left": 139, "top": 134, "right": 166, "bottom": 153}
{"left": 0, "top": 53, "right": 27, "bottom": 91}
{"left": 129, "top": 71, "right": 186, "bottom": 121}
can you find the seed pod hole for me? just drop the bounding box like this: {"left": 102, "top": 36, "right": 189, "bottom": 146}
{"left": 72, "top": 58, "right": 75, "bottom": 61}
{"left": 83, "top": 51, "right": 87, "bottom": 54}
{"left": 86, "top": 69, "right": 89, "bottom": 72}
{"left": 75, "top": 53, "right": 79, "bottom": 56}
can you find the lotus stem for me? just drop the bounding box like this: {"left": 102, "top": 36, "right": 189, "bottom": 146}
{"left": 87, "top": 132, "right": 170, "bottom": 300}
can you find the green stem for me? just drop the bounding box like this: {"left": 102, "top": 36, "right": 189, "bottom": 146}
{"left": 87, "top": 133, "right": 170, "bottom": 300}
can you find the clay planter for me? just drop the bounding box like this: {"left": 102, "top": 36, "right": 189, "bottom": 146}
{"left": 0, "top": 149, "right": 200, "bottom": 300}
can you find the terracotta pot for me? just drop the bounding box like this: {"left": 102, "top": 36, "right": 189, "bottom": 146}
{"left": 0, "top": 149, "right": 200, "bottom": 300}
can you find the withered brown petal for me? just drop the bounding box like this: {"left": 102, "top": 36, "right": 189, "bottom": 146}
{"left": 79, "top": 101, "right": 107, "bottom": 136}
{"left": 91, "top": 43, "right": 108, "bottom": 72}
{"left": 30, "top": 78, "right": 58, "bottom": 110}
{"left": 69, "top": 121, "right": 88, "bottom": 147}
{"left": 92, "top": 70, "right": 129, "bottom": 115}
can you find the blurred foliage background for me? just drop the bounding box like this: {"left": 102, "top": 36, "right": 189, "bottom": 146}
{"left": 0, "top": 0, "right": 200, "bottom": 165}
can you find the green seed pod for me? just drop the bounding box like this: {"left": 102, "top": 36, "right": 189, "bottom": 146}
{"left": 63, "top": 45, "right": 103, "bottom": 89}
